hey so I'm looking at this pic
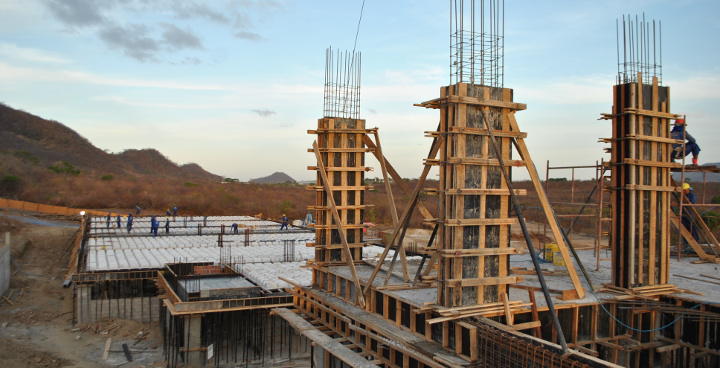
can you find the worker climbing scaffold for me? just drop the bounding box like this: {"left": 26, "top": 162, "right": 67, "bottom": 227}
{"left": 671, "top": 118, "right": 701, "bottom": 165}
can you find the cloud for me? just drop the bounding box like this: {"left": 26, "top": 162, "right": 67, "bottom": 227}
{"left": 0, "top": 42, "right": 71, "bottom": 64}
{"left": 234, "top": 31, "right": 263, "bottom": 41}
{"left": 99, "top": 24, "right": 160, "bottom": 62}
{"left": 42, "top": 0, "right": 106, "bottom": 27}
{"left": 252, "top": 109, "right": 276, "bottom": 117}
{"left": 161, "top": 24, "right": 203, "bottom": 50}
{"left": 170, "top": 2, "right": 230, "bottom": 24}
{"left": 39, "top": 0, "right": 275, "bottom": 61}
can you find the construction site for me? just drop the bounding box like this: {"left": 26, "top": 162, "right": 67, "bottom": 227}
{"left": 1, "top": 1, "right": 719, "bottom": 368}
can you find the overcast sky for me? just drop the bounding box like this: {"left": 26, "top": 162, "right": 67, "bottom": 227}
{"left": 1, "top": 0, "right": 718, "bottom": 181}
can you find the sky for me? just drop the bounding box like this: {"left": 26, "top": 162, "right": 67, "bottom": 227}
{"left": 0, "top": 0, "right": 718, "bottom": 182}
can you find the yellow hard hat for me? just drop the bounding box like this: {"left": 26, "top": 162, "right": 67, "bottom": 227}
{"left": 682, "top": 183, "right": 691, "bottom": 190}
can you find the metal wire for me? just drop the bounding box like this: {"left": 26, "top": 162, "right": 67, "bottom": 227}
{"left": 616, "top": 14, "right": 663, "bottom": 85}
{"left": 450, "top": 0, "right": 504, "bottom": 87}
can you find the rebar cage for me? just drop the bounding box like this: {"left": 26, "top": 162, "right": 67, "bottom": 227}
{"left": 323, "top": 47, "right": 361, "bottom": 119}
{"left": 450, "top": 0, "right": 505, "bottom": 87}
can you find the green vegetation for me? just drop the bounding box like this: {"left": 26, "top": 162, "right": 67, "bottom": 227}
{"left": 223, "top": 178, "right": 240, "bottom": 183}
{"left": 0, "top": 175, "right": 21, "bottom": 197}
{"left": 702, "top": 211, "right": 720, "bottom": 231}
{"left": 278, "top": 199, "right": 295, "bottom": 214}
{"left": 48, "top": 161, "right": 80, "bottom": 175}
{"left": 711, "top": 195, "right": 720, "bottom": 204}
{"left": 184, "top": 182, "right": 198, "bottom": 187}
{"left": 548, "top": 178, "right": 568, "bottom": 182}
{"left": 13, "top": 151, "right": 39, "bottom": 165}
{"left": 100, "top": 174, "right": 114, "bottom": 181}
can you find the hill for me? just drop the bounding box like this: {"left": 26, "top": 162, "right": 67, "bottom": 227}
{"left": 249, "top": 172, "right": 297, "bottom": 184}
{"left": 0, "top": 103, "right": 220, "bottom": 181}
{"left": 677, "top": 163, "right": 720, "bottom": 183}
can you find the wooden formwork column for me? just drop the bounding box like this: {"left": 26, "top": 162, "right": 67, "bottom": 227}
{"left": 436, "top": 83, "right": 519, "bottom": 307}
{"left": 308, "top": 118, "right": 369, "bottom": 287}
{"left": 610, "top": 75, "right": 677, "bottom": 288}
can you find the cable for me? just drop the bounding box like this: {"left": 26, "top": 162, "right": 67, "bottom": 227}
{"left": 598, "top": 302, "right": 699, "bottom": 333}
{"left": 352, "top": 0, "right": 367, "bottom": 54}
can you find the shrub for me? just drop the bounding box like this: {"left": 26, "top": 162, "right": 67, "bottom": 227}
{"left": 48, "top": 161, "right": 80, "bottom": 175}
{"left": 184, "top": 182, "right": 198, "bottom": 187}
{"left": 278, "top": 200, "right": 295, "bottom": 214}
{"left": 711, "top": 195, "right": 720, "bottom": 205}
{"left": 702, "top": 211, "right": 720, "bottom": 231}
{"left": 0, "top": 175, "right": 21, "bottom": 196}
{"left": 13, "top": 151, "right": 39, "bottom": 165}
{"left": 100, "top": 174, "right": 114, "bottom": 181}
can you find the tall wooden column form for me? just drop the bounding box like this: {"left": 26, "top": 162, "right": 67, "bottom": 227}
{"left": 609, "top": 74, "right": 678, "bottom": 288}
{"left": 433, "top": 83, "right": 521, "bottom": 307}
{"left": 308, "top": 118, "right": 369, "bottom": 289}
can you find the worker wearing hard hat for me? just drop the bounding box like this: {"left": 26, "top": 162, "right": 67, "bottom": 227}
{"left": 681, "top": 182, "right": 698, "bottom": 244}
{"left": 671, "top": 118, "right": 701, "bottom": 165}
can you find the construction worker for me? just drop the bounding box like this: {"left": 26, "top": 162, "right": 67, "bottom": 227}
{"left": 681, "top": 183, "right": 699, "bottom": 246}
{"left": 116, "top": 215, "right": 121, "bottom": 228}
{"left": 126, "top": 214, "right": 134, "bottom": 233}
{"left": 280, "top": 214, "right": 289, "bottom": 230}
{"left": 172, "top": 206, "right": 178, "bottom": 217}
{"left": 165, "top": 218, "right": 170, "bottom": 234}
{"left": 105, "top": 213, "right": 111, "bottom": 228}
{"left": 165, "top": 208, "right": 171, "bottom": 216}
{"left": 671, "top": 118, "right": 701, "bottom": 165}
{"left": 231, "top": 223, "right": 239, "bottom": 234}
{"left": 150, "top": 216, "right": 159, "bottom": 237}
{"left": 135, "top": 204, "right": 142, "bottom": 215}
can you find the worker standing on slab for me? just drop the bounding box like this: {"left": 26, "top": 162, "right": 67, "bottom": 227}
{"left": 106, "top": 213, "right": 111, "bottom": 228}
{"left": 150, "top": 216, "right": 159, "bottom": 237}
{"left": 280, "top": 214, "right": 289, "bottom": 230}
{"left": 165, "top": 218, "right": 170, "bottom": 234}
{"left": 126, "top": 214, "right": 133, "bottom": 233}
{"left": 172, "top": 206, "right": 178, "bottom": 216}
{"left": 231, "top": 223, "right": 239, "bottom": 234}
{"left": 671, "top": 118, "right": 701, "bottom": 165}
{"left": 116, "top": 215, "right": 121, "bottom": 228}
{"left": 135, "top": 204, "right": 142, "bottom": 215}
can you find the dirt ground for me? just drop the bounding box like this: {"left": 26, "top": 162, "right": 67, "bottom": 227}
{"left": 0, "top": 210, "right": 165, "bottom": 368}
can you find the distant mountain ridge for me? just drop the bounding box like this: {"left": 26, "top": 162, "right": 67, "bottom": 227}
{"left": 249, "top": 172, "right": 296, "bottom": 184}
{"left": 0, "top": 103, "right": 220, "bottom": 181}
{"left": 678, "top": 162, "right": 720, "bottom": 183}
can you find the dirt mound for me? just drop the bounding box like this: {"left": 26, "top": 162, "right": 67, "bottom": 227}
{"left": 0, "top": 337, "right": 71, "bottom": 368}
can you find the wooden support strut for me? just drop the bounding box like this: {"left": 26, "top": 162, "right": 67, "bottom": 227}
{"left": 372, "top": 130, "right": 409, "bottom": 281}
{"left": 362, "top": 134, "right": 434, "bottom": 221}
{"left": 312, "top": 141, "right": 367, "bottom": 308}
{"left": 506, "top": 112, "right": 586, "bottom": 299}
{"left": 363, "top": 130, "right": 441, "bottom": 297}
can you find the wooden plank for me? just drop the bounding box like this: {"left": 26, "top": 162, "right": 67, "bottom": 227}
{"left": 505, "top": 112, "right": 585, "bottom": 299}
{"left": 372, "top": 130, "right": 409, "bottom": 281}
{"left": 416, "top": 95, "right": 527, "bottom": 111}
{"left": 273, "top": 308, "right": 379, "bottom": 368}
{"left": 438, "top": 248, "right": 518, "bottom": 256}
{"left": 621, "top": 108, "right": 679, "bottom": 120}
{"left": 445, "top": 276, "right": 521, "bottom": 287}
{"left": 312, "top": 141, "right": 366, "bottom": 308}
{"left": 362, "top": 133, "right": 441, "bottom": 295}
{"left": 669, "top": 216, "right": 714, "bottom": 261}
{"left": 362, "top": 134, "right": 434, "bottom": 221}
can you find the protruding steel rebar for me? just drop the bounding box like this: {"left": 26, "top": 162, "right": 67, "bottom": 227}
{"left": 450, "top": 0, "right": 504, "bottom": 87}
{"left": 323, "top": 47, "right": 361, "bottom": 119}
{"left": 616, "top": 14, "right": 663, "bottom": 84}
